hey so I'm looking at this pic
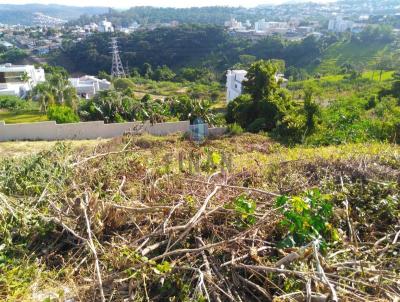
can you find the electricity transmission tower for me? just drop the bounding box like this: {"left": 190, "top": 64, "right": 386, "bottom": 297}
{"left": 110, "top": 37, "right": 126, "bottom": 78}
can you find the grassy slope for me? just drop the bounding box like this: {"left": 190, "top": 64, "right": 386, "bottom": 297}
{"left": 0, "top": 109, "right": 48, "bottom": 124}
{"left": 315, "top": 40, "right": 388, "bottom": 75}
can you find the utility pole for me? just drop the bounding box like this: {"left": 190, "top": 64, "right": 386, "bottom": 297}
{"left": 110, "top": 37, "right": 126, "bottom": 78}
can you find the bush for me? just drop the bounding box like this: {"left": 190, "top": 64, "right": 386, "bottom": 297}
{"left": 47, "top": 105, "right": 79, "bottom": 124}
{"left": 113, "top": 78, "right": 135, "bottom": 90}
{"left": 247, "top": 118, "right": 267, "bottom": 133}
{"left": 276, "top": 189, "right": 338, "bottom": 248}
{"left": 0, "top": 96, "right": 34, "bottom": 111}
{"left": 152, "top": 65, "right": 176, "bottom": 81}
{"left": 227, "top": 123, "right": 244, "bottom": 135}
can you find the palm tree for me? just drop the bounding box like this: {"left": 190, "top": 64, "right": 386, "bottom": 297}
{"left": 32, "top": 82, "right": 55, "bottom": 112}
{"left": 48, "top": 73, "right": 78, "bottom": 108}
{"left": 20, "top": 71, "right": 32, "bottom": 88}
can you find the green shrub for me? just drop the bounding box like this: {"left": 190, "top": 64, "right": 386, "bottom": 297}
{"left": 233, "top": 194, "right": 257, "bottom": 226}
{"left": 0, "top": 96, "right": 35, "bottom": 111}
{"left": 47, "top": 105, "right": 79, "bottom": 124}
{"left": 247, "top": 118, "right": 267, "bottom": 133}
{"left": 113, "top": 78, "right": 135, "bottom": 90}
{"left": 227, "top": 123, "right": 244, "bottom": 135}
{"left": 276, "top": 189, "right": 338, "bottom": 248}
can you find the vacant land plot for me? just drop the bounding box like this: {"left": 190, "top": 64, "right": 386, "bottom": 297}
{"left": 1, "top": 133, "right": 399, "bottom": 301}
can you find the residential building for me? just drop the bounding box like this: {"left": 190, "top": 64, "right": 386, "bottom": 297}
{"left": 0, "top": 41, "right": 13, "bottom": 49}
{"left": 0, "top": 63, "right": 45, "bottom": 98}
{"left": 69, "top": 75, "right": 111, "bottom": 99}
{"left": 84, "top": 23, "right": 99, "bottom": 32}
{"left": 224, "top": 18, "right": 245, "bottom": 30}
{"left": 254, "top": 19, "right": 290, "bottom": 34}
{"left": 226, "top": 70, "right": 247, "bottom": 102}
{"left": 98, "top": 19, "right": 114, "bottom": 33}
{"left": 328, "top": 16, "right": 354, "bottom": 33}
{"left": 226, "top": 70, "right": 288, "bottom": 102}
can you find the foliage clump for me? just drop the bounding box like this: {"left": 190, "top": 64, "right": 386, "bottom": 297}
{"left": 276, "top": 189, "right": 338, "bottom": 248}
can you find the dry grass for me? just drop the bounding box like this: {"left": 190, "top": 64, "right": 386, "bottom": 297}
{"left": 0, "top": 133, "right": 399, "bottom": 301}
{"left": 0, "top": 139, "right": 109, "bottom": 158}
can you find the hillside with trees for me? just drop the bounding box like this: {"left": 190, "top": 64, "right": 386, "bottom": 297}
{"left": 50, "top": 25, "right": 330, "bottom": 77}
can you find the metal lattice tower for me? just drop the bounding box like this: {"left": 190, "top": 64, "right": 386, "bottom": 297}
{"left": 110, "top": 37, "right": 126, "bottom": 78}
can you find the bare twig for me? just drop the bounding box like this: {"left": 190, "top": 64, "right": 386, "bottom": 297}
{"left": 83, "top": 194, "right": 106, "bottom": 302}
{"left": 312, "top": 241, "right": 338, "bottom": 302}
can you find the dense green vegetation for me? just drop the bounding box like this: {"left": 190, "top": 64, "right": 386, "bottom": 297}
{"left": 226, "top": 58, "right": 400, "bottom": 145}
{"left": 315, "top": 26, "right": 396, "bottom": 75}
{"left": 51, "top": 24, "right": 396, "bottom": 83}
{"left": 71, "top": 6, "right": 290, "bottom": 27}
{"left": 50, "top": 26, "right": 330, "bottom": 76}
{"left": 78, "top": 89, "right": 216, "bottom": 125}
{"left": 0, "top": 96, "right": 47, "bottom": 123}
{"left": 47, "top": 105, "right": 79, "bottom": 124}
{"left": 31, "top": 65, "right": 78, "bottom": 113}
{"left": 0, "top": 48, "right": 28, "bottom": 64}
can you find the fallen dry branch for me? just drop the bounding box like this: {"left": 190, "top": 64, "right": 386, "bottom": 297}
{"left": 83, "top": 194, "right": 106, "bottom": 302}
{"left": 1, "top": 134, "right": 400, "bottom": 301}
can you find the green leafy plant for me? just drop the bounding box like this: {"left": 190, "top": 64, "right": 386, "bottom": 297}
{"left": 276, "top": 189, "right": 338, "bottom": 247}
{"left": 234, "top": 194, "right": 257, "bottom": 226}
{"left": 227, "top": 123, "right": 244, "bottom": 135}
{"left": 47, "top": 105, "right": 79, "bottom": 124}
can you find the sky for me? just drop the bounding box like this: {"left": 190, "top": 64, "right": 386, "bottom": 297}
{"left": 0, "top": 0, "right": 334, "bottom": 8}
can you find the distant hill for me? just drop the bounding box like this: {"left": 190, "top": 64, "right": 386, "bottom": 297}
{"left": 0, "top": 4, "right": 109, "bottom": 25}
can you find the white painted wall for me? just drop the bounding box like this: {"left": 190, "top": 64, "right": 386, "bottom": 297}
{"left": 0, "top": 120, "right": 190, "bottom": 142}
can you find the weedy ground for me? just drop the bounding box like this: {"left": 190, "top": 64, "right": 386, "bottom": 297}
{"left": 0, "top": 133, "right": 399, "bottom": 302}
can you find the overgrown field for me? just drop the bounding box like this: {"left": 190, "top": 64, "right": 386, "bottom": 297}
{"left": 0, "top": 134, "right": 399, "bottom": 301}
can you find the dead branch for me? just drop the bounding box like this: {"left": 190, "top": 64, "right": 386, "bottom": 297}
{"left": 83, "top": 194, "right": 106, "bottom": 302}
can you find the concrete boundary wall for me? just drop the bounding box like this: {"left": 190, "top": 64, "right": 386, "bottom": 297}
{"left": 0, "top": 120, "right": 190, "bottom": 142}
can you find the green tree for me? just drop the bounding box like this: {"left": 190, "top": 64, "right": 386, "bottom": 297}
{"left": 376, "top": 54, "right": 395, "bottom": 81}
{"left": 303, "top": 87, "right": 320, "bottom": 132}
{"left": 226, "top": 60, "right": 298, "bottom": 136}
{"left": 152, "top": 65, "right": 176, "bottom": 81}
{"left": 32, "top": 82, "right": 55, "bottom": 112}
{"left": 142, "top": 63, "right": 153, "bottom": 79}
{"left": 243, "top": 60, "right": 280, "bottom": 102}
{"left": 48, "top": 73, "right": 78, "bottom": 110}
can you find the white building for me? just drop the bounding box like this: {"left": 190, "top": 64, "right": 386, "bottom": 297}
{"left": 328, "top": 16, "right": 354, "bottom": 33}
{"left": 84, "top": 23, "right": 99, "bottom": 32}
{"left": 226, "top": 70, "right": 288, "bottom": 102}
{"left": 117, "top": 21, "right": 141, "bottom": 33}
{"left": 98, "top": 19, "right": 114, "bottom": 33}
{"left": 226, "top": 70, "right": 247, "bottom": 102}
{"left": 224, "top": 18, "right": 245, "bottom": 30}
{"left": 0, "top": 41, "right": 13, "bottom": 49}
{"left": 255, "top": 19, "right": 290, "bottom": 34}
{"left": 0, "top": 63, "right": 45, "bottom": 98}
{"left": 69, "top": 75, "right": 111, "bottom": 99}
